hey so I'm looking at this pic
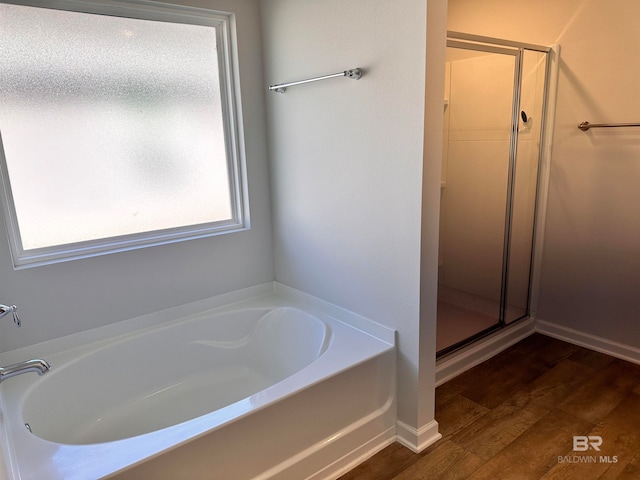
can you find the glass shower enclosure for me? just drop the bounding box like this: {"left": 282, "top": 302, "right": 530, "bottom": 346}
{"left": 437, "top": 33, "right": 551, "bottom": 356}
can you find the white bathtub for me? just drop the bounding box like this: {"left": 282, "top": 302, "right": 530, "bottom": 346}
{"left": 0, "top": 283, "right": 396, "bottom": 479}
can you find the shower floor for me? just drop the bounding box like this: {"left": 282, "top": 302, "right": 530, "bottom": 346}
{"left": 436, "top": 285, "right": 526, "bottom": 352}
{"left": 436, "top": 286, "right": 527, "bottom": 352}
{"left": 436, "top": 299, "right": 498, "bottom": 352}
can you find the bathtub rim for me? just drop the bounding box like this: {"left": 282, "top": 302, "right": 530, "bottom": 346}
{"left": 0, "top": 282, "right": 394, "bottom": 365}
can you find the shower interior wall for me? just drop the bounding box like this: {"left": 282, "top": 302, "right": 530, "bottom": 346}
{"left": 448, "top": 0, "right": 640, "bottom": 356}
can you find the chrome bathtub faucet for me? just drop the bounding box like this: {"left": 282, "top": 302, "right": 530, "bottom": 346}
{"left": 0, "top": 303, "right": 50, "bottom": 383}
{"left": 0, "top": 303, "right": 20, "bottom": 327}
{"left": 0, "top": 359, "right": 51, "bottom": 384}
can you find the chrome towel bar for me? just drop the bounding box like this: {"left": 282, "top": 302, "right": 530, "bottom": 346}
{"left": 578, "top": 121, "right": 640, "bottom": 131}
{"left": 269, "top": 68, "right": 362, "bottom": 94}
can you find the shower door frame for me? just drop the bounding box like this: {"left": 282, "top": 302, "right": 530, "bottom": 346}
{"left": 437, "top": 32, "right": 553, "bottom": 357}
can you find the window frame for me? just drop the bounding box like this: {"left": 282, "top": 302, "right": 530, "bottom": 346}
{"left": 0, "top": 0, "right": 249, "bottom": 269}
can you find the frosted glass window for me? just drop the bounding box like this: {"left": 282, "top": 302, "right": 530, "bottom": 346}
{"left": 0, "top": 2, "right": 246, "bottom": 268}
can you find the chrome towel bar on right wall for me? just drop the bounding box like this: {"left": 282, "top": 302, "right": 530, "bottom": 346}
{"left": 578, "top": 121, "right": 640, "bottom": 131}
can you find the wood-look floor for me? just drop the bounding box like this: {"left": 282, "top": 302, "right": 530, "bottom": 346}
{"left": 339, "top": 333, "right": 640, "bottom": 480}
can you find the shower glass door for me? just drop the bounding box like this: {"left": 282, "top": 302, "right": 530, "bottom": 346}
{"left": 437, "top": 43, "right": 518, "bottom": 352}
{"left": 437, "top": 34, "right": 550, "bottom": 356}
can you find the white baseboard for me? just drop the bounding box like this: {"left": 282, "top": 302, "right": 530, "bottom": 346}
{"left": 535, "top": 319, "right": 640, "bottom": 365}
{"left": 396, "top": 419, "right": 442, "bottom": 453}
{"left": 435, "top": 318, "right": 536, "bottom": 386}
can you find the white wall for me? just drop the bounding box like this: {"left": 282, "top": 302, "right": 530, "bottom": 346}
{"left": 448, "top": 0, "right": 640, "bottom": 348}
{"left": 0, "top": 0, "right": 273, "bottom": 352}
{"left": 420, "top": 0, "right": 447, "bottom": 442}
{"left": 261, "top": 0, "right": 430, "bottom": 432}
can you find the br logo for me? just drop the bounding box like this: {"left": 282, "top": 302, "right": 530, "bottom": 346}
{"left": 573, "top": 435, "right": 602, "bottom": 452}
